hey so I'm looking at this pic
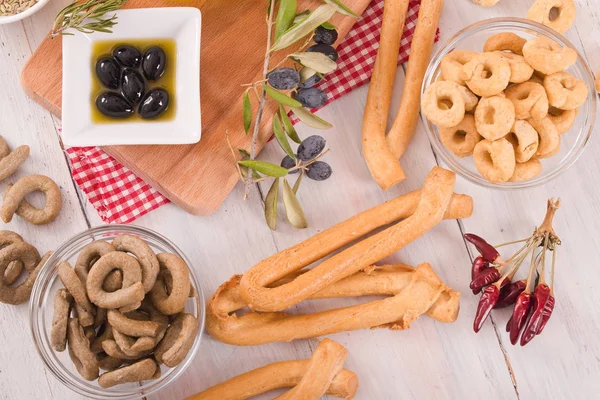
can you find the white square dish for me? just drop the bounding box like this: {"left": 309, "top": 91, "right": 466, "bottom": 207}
{"left": 61, "top": 7, "right": 201, "bottom": 146}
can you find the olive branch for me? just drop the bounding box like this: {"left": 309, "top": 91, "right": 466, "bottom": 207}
{"left": 233, "top": 0, "right": 358, "bottom": 231}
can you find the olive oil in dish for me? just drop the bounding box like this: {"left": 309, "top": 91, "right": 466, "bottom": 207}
{"left": 91, "top": 38, "right": 176, "bottom": 123}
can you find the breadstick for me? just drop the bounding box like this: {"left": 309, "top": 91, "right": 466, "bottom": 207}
{"left": 240, "top": 167, "right": 460, "bottom": 312}
{"left": 362, "top": 0, "right": 410, "bottom": 190}
{"left": 387, "top": 0, "right": 444, "bottom": 158}
{"left": 207, "top": 263, "right": 457, "bottom": 346}
{"left": 275, "top": 339, "right": 347, "bottom": 400}
{"left": 187, "top": 340, "right": 358, "bottom": 400}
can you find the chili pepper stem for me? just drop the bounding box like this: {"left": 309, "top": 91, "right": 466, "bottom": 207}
{"left": 525, "top": 245, "right": 538, "bottom": 293}
{"left": 550, "top": 248, "right": 556, "bottom": 295}
{"left": 494, "top": 238, "right": 530, "bottom": 248}
{"left": 539, "top": 232, "right": 549, "bottom": 285}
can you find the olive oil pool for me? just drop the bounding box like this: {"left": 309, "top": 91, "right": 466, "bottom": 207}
{"left": 92, "top": 39, "right": 176, "bottom": 123}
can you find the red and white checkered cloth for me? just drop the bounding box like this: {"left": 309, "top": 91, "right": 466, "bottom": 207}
{"left": 66, "top": 0, "right": 437, "bottom": 223}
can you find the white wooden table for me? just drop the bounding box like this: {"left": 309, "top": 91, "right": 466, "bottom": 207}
{"left": 1, "top": 0, "right": 599, "bottom": 399}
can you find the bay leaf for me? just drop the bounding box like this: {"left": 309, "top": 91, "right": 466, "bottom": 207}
{"left": 291, "top": 106, "right": 333, "bottom": 129}
{"left": 263, "top": 84, "right": 302, "bottom": 107}
{"left": 324, "top": 0, "right": 359, "bottom": 17}
{"left": 279, "top": 104, "right": 301, "bottom": 143}
{"left": 264, "top": 178, "right": 279, "bottom": 230}
{"left": 289, "top": 52, "right": 337, "bottom": 74}
{"left": 274, "top": 0, "right": 297, "bottom": 41}
{"left": 282, "top": 178, "right": 308, "bottom": 228}
{"left": 271, "top": 4, "right": 337, "bottom": 52}
{"left": 243, "top": 91, "right": 252, "bottom": 134}
{"left": 273, "top": 114, "right": 295, "bottom": 159}
{"left": 238, "top": 160, "right": 288, "bottom": 177}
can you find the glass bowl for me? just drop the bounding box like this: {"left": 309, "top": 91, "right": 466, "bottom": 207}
{"left": 421, "top": 17, "right": 596, "bottom": 189}
{"left": 29, "top": 225, "right": 205, "bottom": 399}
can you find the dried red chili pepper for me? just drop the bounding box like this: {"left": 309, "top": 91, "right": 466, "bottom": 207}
{"left": 464, "top": 233, "right": 500, "bottom": 263}
{"left": 536, "top": 294, "right": 554, "bottom": 335}
{"left": 509, "top": 291, "right": 532, "bottom": 345}
{"left": 473, "top": 285, "right": 500, "bottom": 333}
{"left": 520, "top": 283, "right": 551, "bottom": 346}
{"left": 506, "top": 315, "right": 513, "bottom": 332}
{"left": 471, "top": 256, "right": 490, "bottom": 294}
{"left": 469, "top": 267, "right": 500, "bottom": 291}
{"left": 495, "top": 280, "right": 526, "bottom": 309}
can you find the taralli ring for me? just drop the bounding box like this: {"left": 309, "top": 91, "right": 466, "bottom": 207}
{"left": 86, "top": 251, "right": 145, "bottom": 311}
{"left": 506, "top": 120, "right": 539, "bottom": 163}
{"left": 528, "top": 117, "right": 561, "bottom": 158}
{"left": 421, "top": 81, "right": 466, "bottom": 128}
{"left": 51, "top": 288, "right": 74, "bottom": 352}
{"left": 526, "top": 0, "right": 576, "bottom": 34}
{"left": 474, "top": 96, "right": 516, "bottom": 141}
{"left": 495, "top": 52, "right": 534, "bottom": 84}
{"left": 67, "top": 318, "right": 99, "bottom": 381}
{"left": 543, "top": 72, "right": 588, "bottom": 110}
{"left": 440, "top": 50, "right": 476, "bottom": 85}
{"left": 439, "top": 115, "right": 481, "bottom": 158}
{"left": 457, "top": 85, "right": 479, "bottom": 112}
{"left": 473, "top": 139, "right": 516, "bottom": 183}
{"left": 155, "top": 313, "right": 199, "bottom": 367}
{"left": 522, "top": 37, "right": 577, "bottom": 75}
{"left": 74, "top": 241, "right": 116, "bottom": 283}
{"left": 0, "top": 230, "right": 25, "bottom": 285}
{"left": 58, "top": 261, "right": 96, "bottom": 327}
{"left": 101, "top": 339, "right": 152, "bottom": 361}
{"left": 1, "top": 175, "right": 62, "bottom": 225}
{"left": 0, "top": 244, "right": 45, "bottom": 305}
{"left": 483, "top": 32, "right": 527, "bottom": 55}
{"left": 96, "top": 353, "right": 123, "bottom": 371}
{"left": 0, "top": 136, "right": 29, "bottom": 183}
{"left": 112, "top": 235, "right": 160, "bottom": 293}
{"left": 547, "top": 107, "right": 577, "bottom": 134}
{"left": 107, "top": 309, "right": 161, "bottom": 337}
{"left": 505, "top": 82, "right": 549, "bottom": 121}
{"left": 150, "top": 253, "right": 191, "bottom": 315}
{"left": 462, "top": 52, "right": 511, "bottom": 97}
{"left": 98, "top": 358, "right": 158, "bottom": 389}
{"left": 509, "top": 159, "right": 543, "bottom": 182}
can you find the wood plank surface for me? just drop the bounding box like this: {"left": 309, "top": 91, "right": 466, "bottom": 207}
{"left": 0, "top": 0, "right": 598, "bottom": 399}
{"left": 20, "top": 0, "right": 371, "bottom": 216}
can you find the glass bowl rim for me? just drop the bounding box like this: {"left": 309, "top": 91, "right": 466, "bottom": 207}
{"left": 29, "top": 224, "right": 206, "bottom": 399}
{"left": 421, "top": 16, "right": 597, "bottom": 190}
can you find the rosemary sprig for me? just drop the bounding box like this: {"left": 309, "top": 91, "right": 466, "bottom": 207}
{"left": 50, "top": 0, "right": 128, "bottom": 39}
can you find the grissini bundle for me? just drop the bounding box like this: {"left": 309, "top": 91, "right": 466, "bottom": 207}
{"left": 386, "top": 0, "right": 445, "bottom": 158}
{"left": 239, "top": 167, "right": 466, "bottom": 312}
{"left": 362, "top": 0, "right": 410, "bottom": 189}
{"left": 187, "top": 339, "right": 357, "bottom": 400}
{"left": 207, "top": 167, "right": 470, "bottom": 346}
{"left": 362, "top": 0, "right": 444, "bottom": 189}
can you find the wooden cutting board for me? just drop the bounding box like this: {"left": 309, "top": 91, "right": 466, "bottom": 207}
{"left": 21, "top": 0, "right": 371, "bottom": 215}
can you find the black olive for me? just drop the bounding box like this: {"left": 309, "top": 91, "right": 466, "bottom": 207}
{"left": 120, "top": 68, "right": 146, "bottom": 104}
{"left": 112, "top": 45, "right": 142, "bottom": 68}
{"left": 96, "top": 92, "right": 133, "bottom": 119}
{"left": 138, "top": 89, "right": 169, "bottom": 119}
{"left": 95, "top": 57, "right": 121, "bottom": 90}
{"left": 306, "top": 44, "right": 338, "bottom": 61}
{"left": 313, "top": 26, "right": 338, "bottom": 45}
{"left": 142, "top": 46, "right": 167, "bottom": 81}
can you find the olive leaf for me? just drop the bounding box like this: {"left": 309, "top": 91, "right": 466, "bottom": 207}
{"left": 324, "top": 0, "right": 359, "bottom": 17}
{"left": 291, "top": 106, "right": 333, "bottom": 129}
{"left": 271, "top": 4, "right": 337, "bottom": 52}
{"left": 264, "top": 177, "right": 280, "bottom": 230}
{"left": 293, "top": 10, "right": 310, "bottom": 24}
{"left": 292, "top": 171, "right": 303, "bottom": 194}
{"left": 289, "top": 52, "right": 337, "bottom": 74}
{"left": 238, "top": 149, "right": 260, "bottom": 179}
{"left": 320, "top": 21, "right": 336, "bottom": 30}
{"left": 273, "top": 114, "right": 296, "bottom": 159}
{"left": 263, "top": 84, "right": 302, "bottom": 107}
{"left": 274, "top": 0, "right": 297, "bottom": 41}
{"left": 238, "top": 160, "right": 288, "bottom": 177}
{"left": 282, "top": 178, "right": 307, "bottom": 228}
{"left": 243, "top": 90, "right": 252, "bottom": 134}
{"left": 299, "top": 66, "right": 317, "bottom": 82}
{"left": 279, "top": 104, "right": 301, "bottom": 143}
